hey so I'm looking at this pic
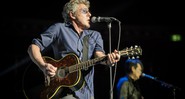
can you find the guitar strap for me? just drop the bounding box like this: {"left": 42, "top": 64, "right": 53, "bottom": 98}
{"left": 82, "top": 35, "right": 89, "bottom": 62}
{"left": 81, "top": 35, "right": 94, "bottom": 95}
{"left": 82, "top": 35, "right": 92, "bottom": 76}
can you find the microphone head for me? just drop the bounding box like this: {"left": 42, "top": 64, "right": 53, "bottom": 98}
{"left": 141, "top": 73, "right": 146, "bottom": 77}
{"left": 91, "top": 16, "right": 97, "bottom": 23}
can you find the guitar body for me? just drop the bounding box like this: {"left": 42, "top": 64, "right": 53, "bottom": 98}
{"left": 41, "top": 53, "right": 85, "bottom": 99}
{"left": 24, "top": 53, "right": 85, "bottom": 99}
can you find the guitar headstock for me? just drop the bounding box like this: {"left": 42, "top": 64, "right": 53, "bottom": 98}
{"left": 119, "top": 45, "right": 142, "bottom": 59}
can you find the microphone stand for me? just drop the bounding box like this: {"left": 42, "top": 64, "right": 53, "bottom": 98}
{"left": 107, "top": 22, "right": 113, "bottom": 99}
{"left": 152, "top": 78, "right": 181, "bottom": 99}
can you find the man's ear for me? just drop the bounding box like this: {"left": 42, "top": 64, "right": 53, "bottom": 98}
{"left": 131, "top": 66, "right": 135, "bottom": 72}
{"left": 69, "top": 11, "right": 76, "bottom": 20}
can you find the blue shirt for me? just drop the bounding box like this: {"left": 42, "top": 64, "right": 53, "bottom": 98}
{"left": 32, "top": 22, "right": 105, "bottom": 99}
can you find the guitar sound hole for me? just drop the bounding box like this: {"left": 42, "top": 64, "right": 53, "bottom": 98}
{"left": 57, "top": 68, "right": 66, "bottom": 78}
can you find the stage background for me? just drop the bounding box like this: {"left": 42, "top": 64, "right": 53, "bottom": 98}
{"left": 1, "top": 0, "right": 184, "bottom": 99}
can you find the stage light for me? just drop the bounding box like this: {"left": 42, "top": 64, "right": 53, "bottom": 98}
{"left": 170, "top": 34, "right": 182, "bottom": 42}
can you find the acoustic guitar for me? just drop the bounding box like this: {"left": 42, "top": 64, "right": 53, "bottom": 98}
{"left": 23, "top": 45, "right": 142, "bottom": 99}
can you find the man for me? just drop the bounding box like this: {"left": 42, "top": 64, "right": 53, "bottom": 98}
{"left": 117, "top": 59, "right": 144, "bottom": 99}
{"left": 27, "top": 0, "right": 120, "bottom": 99}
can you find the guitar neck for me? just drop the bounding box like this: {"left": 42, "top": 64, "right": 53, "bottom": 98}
{"left": 69, "top": 56, "right": 107, "bottom": 73}
{"left": 68, "top": 45, "right": 142, "bottom": 73}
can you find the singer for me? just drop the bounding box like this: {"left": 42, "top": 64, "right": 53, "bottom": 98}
{"left": 116, "top": 59, "right": 144, "bottom": 99}
{"left": 26, "top": 0, "right": 120, "bottom": 99}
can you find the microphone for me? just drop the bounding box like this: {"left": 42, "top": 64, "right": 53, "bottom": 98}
{"left": 91, "top": 16, "right": 119, "bottom": 23}
{"left": 142, "top": 73, "right": 157, "bottom": 80}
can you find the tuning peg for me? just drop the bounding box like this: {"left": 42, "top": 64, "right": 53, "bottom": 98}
{"left": 134, "top": 45, "right": 138, "bottom": 48}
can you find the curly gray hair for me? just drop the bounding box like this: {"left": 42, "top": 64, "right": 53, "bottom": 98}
{"left": 62, "top": 0, "right": 90, "bottom": 23}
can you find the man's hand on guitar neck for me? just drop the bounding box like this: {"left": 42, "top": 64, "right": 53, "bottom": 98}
{"left": 107, "top": 49, "right": 120, "bottom": 66}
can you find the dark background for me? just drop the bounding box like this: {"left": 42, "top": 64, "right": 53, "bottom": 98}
{"left": 1, "top": 0, "right": 184, "bottom": 99}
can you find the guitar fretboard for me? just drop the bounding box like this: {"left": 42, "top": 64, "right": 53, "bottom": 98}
{"left": 69, "top": 56, "right": 106, "bottom": 73}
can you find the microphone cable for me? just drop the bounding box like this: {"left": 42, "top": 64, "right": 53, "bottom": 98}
{"left": 111, "top": 20, "right": 122, "bottom": 94}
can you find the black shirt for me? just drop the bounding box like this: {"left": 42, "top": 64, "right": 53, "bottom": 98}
{"left": 117, "top": 75, "right": 143, "bottom": 99}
